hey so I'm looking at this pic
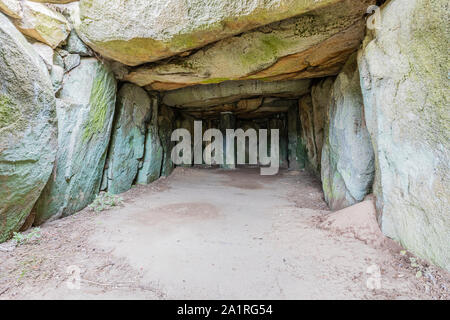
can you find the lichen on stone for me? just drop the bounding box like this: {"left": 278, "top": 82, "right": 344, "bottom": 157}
{"left": 82, "top": 65, "right": 115, "bottom": 141}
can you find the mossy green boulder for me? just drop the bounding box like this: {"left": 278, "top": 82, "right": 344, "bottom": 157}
{"left": 34, "top": 58, "right": 117, "bottom": 224}
{"left": 0, "top": 13, "right": 57, "bottom": 242}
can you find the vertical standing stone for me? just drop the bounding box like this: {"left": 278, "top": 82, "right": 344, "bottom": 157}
{"left": 137, "top": 96, "right": 163, "bottom": 184}
{"left": 299, "top": 95, "right": 319, "bottom": 173}
{"left": 159, "top": 105, "right": 175, "bottom": 176}
{"left": 311, "top": 78, "right": 333, "bottom": 173}
{"left": 358, "top": 0, "right": 449, "bottom": 271}
{"left": 34, "top": 58, "right": 117, "bottom": 224}
{"left": 105, "top": 84, "right": 152, "bottom": 194}
{"left": 288, "top": 105, "right": 306, "bottom": 170}
{"left": 0, "top": 14, "right": 57, "bottom": 241}
{"left": 219, "top": 112, "right": 236, "bottom": 169}
{"left": 321, "top": 53, "right": 374, "bottom": 211}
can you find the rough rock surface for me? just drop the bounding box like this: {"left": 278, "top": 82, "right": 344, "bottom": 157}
{"left": 0, "top": 13, "right": 57, "bottom": 241}
{"left": 31, "top": 42, "right": 54, "bottom": 70}
{"left": 136, "top": 96, "right": 163, "bottom": 185}
{"left": 34, "top": 58, "right": 116, "bottom": 224}
{"left": 321, "top": 53, "right": 374, "bottom": 211}
{"left": 124, "top": 0, "right": 373, "bottom": 90}
{"left": 158, "top": 106, "right": 175, "bottom": 177}
{"left": 29, "top": 1, "right": 78, "bottom": 4}
{"left": 162, "top": 79, "right": 311, "bottom": 109}
{"left": 0, "top": 0, "right": 22, "bottom": 19}
{"left": 13, "top": 1, "right": 71, "bottom": 48}
{"left": 76, "top": 0, "right": 343, "bottom": 66}
{"left": 105, "top": 84, "right": 151, "bottom": 194}
{"left": 64, "top": 30, "right": 92, "bottom": 56}
{"left": 287, "top": 104, "right": 304, "bottom": 170}
{"left": 63, "top": 53, "right": 80, "bottom": 72}
{"left": 187, "top": 98, "right": 297, "bottom": 119}
{"left": 358, "top": 0, "right": 450, "bottom": 271}
{"left": 50, "top": 64, "right": 64, "bottom": 93}
{"left": 299, "top": 95, "right": 319, "bottom": 172}
{"left": 311, "top": 78, "right": 333, "bottom": 172}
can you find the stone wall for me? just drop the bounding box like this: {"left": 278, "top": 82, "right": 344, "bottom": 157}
{"left": 358, "top": 0, "right": 450, "bottom": 270}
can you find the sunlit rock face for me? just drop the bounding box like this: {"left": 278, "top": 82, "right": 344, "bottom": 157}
{"left": 12, "top": 1, "right": 71, "bottom": 48}
{"left": 0, "top": 0, "right": 22, "bottom": 19}
{"left": 0, "top": 13, "right": 57, "bottom": 241}
{"left": 123, "top": 0, "right": 374, "bottom": 90}
{"left": 76, "top": 0, "right": 343, "bottom": 66}
{"left": 358, "top": 0, "right": 450, "bottom": 271}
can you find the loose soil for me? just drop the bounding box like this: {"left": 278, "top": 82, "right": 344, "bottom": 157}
{"left": 0, "top": 168, "right": 449, "bottom": 299}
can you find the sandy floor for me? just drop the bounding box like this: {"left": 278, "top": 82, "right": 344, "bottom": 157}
{"left": 0, "top": 167, "right": 449, "bottom": 299}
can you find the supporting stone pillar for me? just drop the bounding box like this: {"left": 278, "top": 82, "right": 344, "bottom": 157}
{"left": 158, "top": 105, "right": 175, "bottom": 176}
{"left": 219, "top": 112, "right": 236, "bottom": 169}
{"left": 287, "top": 105, "right": 306, "bottom": 170}
{"left": 136, "top": 96, "right": 163, "bottom": 184}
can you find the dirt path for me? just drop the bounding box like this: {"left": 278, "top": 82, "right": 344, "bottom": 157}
{"left": 0, "top": 168, "right": 449, "bottom": 299}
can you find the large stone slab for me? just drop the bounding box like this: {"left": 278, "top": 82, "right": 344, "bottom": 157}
{"left": 0, "top": 13, "right": 57, "bottom": 242}
{"left": 76, "top": 0, "right": 342, "bottom": 66}
{"left": 358, "top": 0, "right": 450, "bottom": 271}
{"left": 124, "top": 0, "right": 374, "bottom": 89}
{"left": 321, "top": 53, "right": 374, "bottom": 211}
{"left": 105, "top": 84, "right": 151, "bottom": 194}
{"left": 13, "top": 1, "right": 71, "bottom": 48}
{"left": 162, "top": 79, "right": 311, "bottom": 109}
{"left": 34, "top": 58, "right": 116, "bottom": 224}
{"left": 30, "top": 1, "right": 78, "bottom": 3}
